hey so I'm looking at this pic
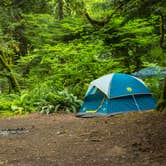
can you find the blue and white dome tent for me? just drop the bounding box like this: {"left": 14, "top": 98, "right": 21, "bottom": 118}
{"left": 76, "top": 73, "right": 157, "bottom": 118}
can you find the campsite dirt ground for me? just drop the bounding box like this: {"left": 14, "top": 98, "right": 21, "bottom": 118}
{"left": 0, "top": 111, "right": 166, "bottom": 166}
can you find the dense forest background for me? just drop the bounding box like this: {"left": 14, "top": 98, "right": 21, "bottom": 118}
{"left": 0, "top": 0, "right": 166, "bottom": 115}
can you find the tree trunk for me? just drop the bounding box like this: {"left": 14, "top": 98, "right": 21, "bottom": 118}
{"left": 0, "top": 54, "right": 20, "bottom": 93}
{"left": 156, "top": 76, "right": 166, "bottom": 111}
{"left": 160, "top": 14, "right": 165, "bottom": 49}
{"left": 57, "top": 0, "right": 63, "bottom": 20}
{"left": 156, "top": 14, "right": 166, "bottom": 111}
{"left": 12, "top": 3, "right": 28, "bottom": 57}
{"left": 14, "top": 25, "right": 28, "bottom": 56}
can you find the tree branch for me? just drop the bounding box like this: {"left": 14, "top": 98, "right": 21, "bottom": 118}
{"left": 85, "top": 2, "right": 124, "bottom": 27}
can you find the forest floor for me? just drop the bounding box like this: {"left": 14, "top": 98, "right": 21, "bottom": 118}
{"left": 0, "top": 111, "right": 166, "bottom": 166}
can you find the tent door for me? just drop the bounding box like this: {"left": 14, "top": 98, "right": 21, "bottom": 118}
{"left": 86, "top": 96, "right": 105, "bottom": 113}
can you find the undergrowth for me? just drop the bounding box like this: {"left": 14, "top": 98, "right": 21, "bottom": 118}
{"left": 0, "top": 88, "right": 83, "bottom": 116}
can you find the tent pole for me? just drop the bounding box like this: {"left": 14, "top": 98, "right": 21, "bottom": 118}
{"left": 132, "top": 95, "right": 141, "bottom": 111}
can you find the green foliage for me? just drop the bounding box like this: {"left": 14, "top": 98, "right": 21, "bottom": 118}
{"left": 149, "top": 47, "right": 166, "bottom": 66}
{"left": 144, "top": 77, "right": 163, "bottom": 100}
{"left": 41, "top": 89, "right": 83, "bottom": 114}
{"left": 140, "top": 63, "right": 166, "bottom": 100}
{"left": 0, "top": 95, "right": 13, "bottom": 111}
{"left": 10, "top": 91, "right": 34, "bottom": 114}
{"left": 0, "top": 92, "right": 34, "bottom": 115}
{"left": 0, "top": 87, "right": 83, "bottom": 115}
{"left": 0, "top": 94, "right": 22, "bottom": 116}
{"left": 85, "top": 0, "right": 114, "bottom": 19}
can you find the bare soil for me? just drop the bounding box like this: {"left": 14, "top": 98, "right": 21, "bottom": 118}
{"left": 0, "top": 111, "right": 166, "bottom": 166}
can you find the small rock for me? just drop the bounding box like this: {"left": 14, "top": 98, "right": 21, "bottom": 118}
{"left": 56, "top": 131, "right": 65, "bottom": 135}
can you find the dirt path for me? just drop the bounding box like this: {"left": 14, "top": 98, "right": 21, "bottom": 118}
{"left": 0, "top": 111, "right": 166, "bottom": 166}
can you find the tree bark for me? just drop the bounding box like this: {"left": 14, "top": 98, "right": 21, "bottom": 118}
{"left": 12, "top": 3, "right": 28, "bottom": 57}
{"left": 0, "top": 53, "right": 20, "bottom": 93}
{"left": 156, "top": 76, "right": 166, "bottom": 112}
{"left": 160, "top": 14, "right": 165, "bottom": 49}
{"left": 57, "top": 0, "right": 63, "bottom": 20}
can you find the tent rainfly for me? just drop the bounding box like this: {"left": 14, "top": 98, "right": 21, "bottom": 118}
{"left": 76, "top": 73, "right": 157, "bottom": 118}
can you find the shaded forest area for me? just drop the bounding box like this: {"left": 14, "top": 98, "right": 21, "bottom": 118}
{"left": 0, "top": 0, "right": 166, "bottom": 115}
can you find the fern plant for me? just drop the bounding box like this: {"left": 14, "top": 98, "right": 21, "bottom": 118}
{"left": 40, "top": 89, "right": 83, "bottom": 114}
{"left": 10, "top": 91, "right": 34, "bottom": 114}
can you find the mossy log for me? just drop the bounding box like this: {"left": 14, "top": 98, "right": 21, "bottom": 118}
{"left": 156, "top": 76, "right": 166, "bottom": 112}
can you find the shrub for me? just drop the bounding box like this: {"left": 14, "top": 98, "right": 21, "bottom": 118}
{"left": 40, "top": 89, "right": 83, "bottom": 114}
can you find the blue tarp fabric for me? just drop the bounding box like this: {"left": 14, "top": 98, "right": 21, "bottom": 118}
{"left": 132, "top": 66, "right": 166, "bottom": 77}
